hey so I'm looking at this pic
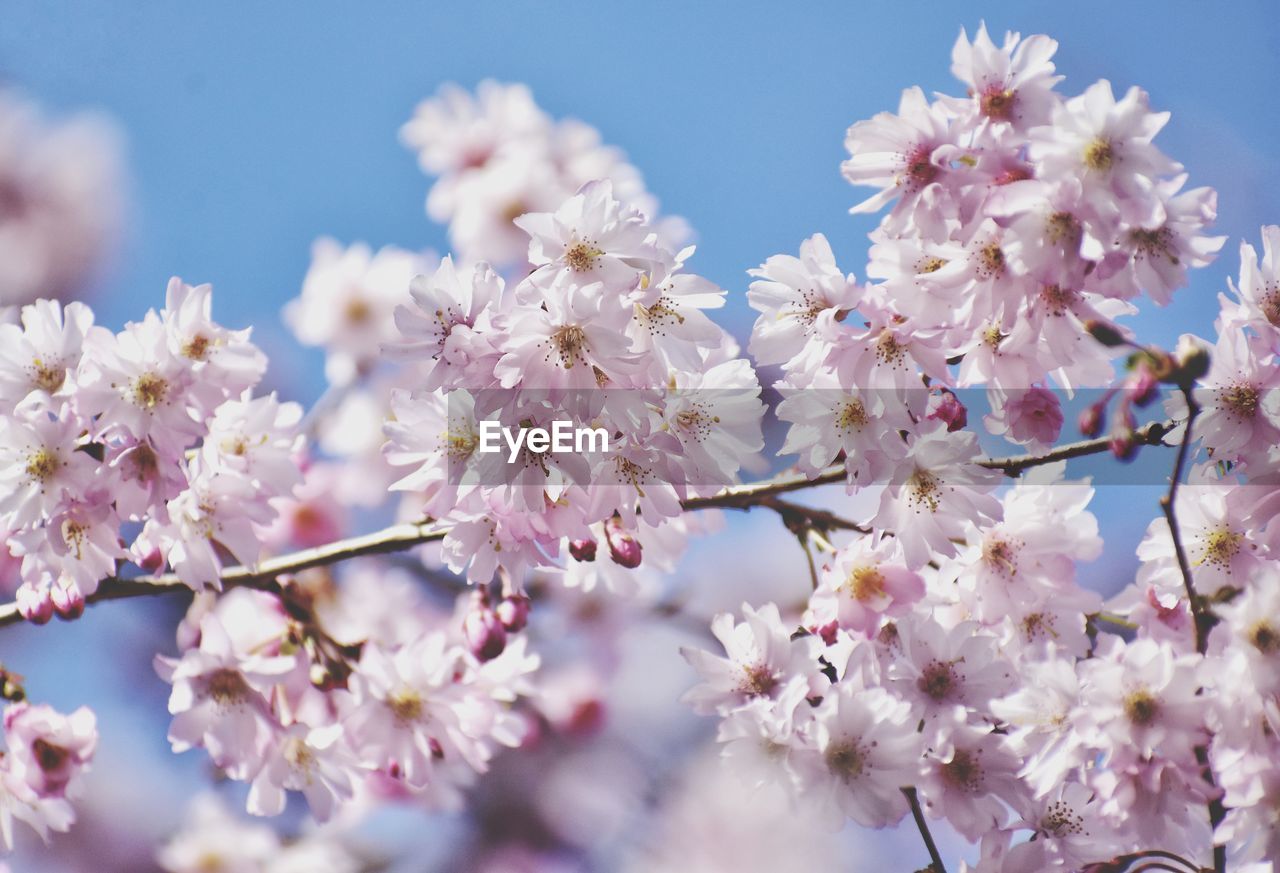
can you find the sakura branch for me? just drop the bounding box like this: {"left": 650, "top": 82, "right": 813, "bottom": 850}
{"left": 0, "top": 424, "right": 1161, "bottom": 630}
{"left": 1156, "top": 384, "right": 1229, "bottom": 873}
{"left": 903, "top": 786, "right": 946, "bottom": 873}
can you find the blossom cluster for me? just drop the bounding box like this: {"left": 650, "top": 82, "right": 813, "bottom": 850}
{"left": 154, "top": 578, "right": 538, "bottom": 827}
{"left": 756, "top": 23, "right": 1224, "bottom": 525}
{"left": 682, "top": 24, "right": 1280, "bottom": 873}
{"left": 380, "top": 176, "right": 764, "bottom": 587}
{"left": 285, "top": 81, "right": 685, "bottom": 386}
{"left": 283, "top": 81, "right": 767, "bottom": 589}
{"left": 5, "top": 23, "right": 1280, "bottom": 873}
{"left": 684, "top": 469, "right": 1217, "bottom": 869}
{"left": 401, "top": 80, "right": 686, "bottom": 270}
{"left": 0, "top": 280, "right": 299, "bottom": 619}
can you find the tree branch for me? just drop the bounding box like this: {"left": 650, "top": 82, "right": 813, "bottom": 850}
{"left": 1155, "top": 390, "right": 1226, "bottom": 873}
{"left": 0, "top": 421, "right": 1174, "bottom": 629}
{"left": 902, "top": 786, "right": 946, "bottom": 873}
{"left": 0, "top": 521, "right": 448, "bottom": 628}
{"left": 980, "top": 417, "right": 1171, "bottom": 476}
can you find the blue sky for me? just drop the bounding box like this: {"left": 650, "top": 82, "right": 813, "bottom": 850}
{"left": 1, "top": 3, "right": 1278, "bottom": 865}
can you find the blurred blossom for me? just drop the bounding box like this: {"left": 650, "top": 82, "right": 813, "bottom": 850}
{"left": 0, "top": 90, "right": 123, "bottom": 313}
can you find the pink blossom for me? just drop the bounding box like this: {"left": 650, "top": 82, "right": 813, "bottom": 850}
{"left": 0, "top": 90, "right": 122, "bottom": 308}
{"left": 873, "top": 421, "right": 1003, "bottom": 568}
{"left": 246, "top": 723, "right": 357, "bottom": 823}
{"left": 680, "top": 602, "right": 823, "bottom": 718}
{"left": 388, "top": 255, "right": 505, "bottom": 391}
{"left": 284, "top": 238, "right": 433, "bottom": 384}
{"left": 947, "top": 25, "right": 1061, "bottom": 133}
{"left": 984, "top": 386, "right": 1064, "bottom": 450}
{"left": 791, "top": 684, "right": 920, "bottom": 830}
{"left": 0, "top": 399, "right": 99, "bottom": 530}
{"left": 806, "top": 538, "right": 924, "bottom": 636}
{"left": 0, "top": 299, "right": 94, "bottom": 406}
{"left": 155, "top": 612, "right": 301, "bottom": 777}
{"left": 2, "top": 702, "right": 97, "bottom": 798}
{"left": 746, "top": 233, "right": 861, "bottom": 372}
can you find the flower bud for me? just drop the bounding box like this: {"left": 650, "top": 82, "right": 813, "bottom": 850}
{"left": 137, "top": 545, "right": 165, "bottom": 574}
{"left": 1078, "top": 402, "right": 1106, "bottom": 438}
{"left": 0, "top": 667, "right": 25, "bottom": 703}
{"left": 568, "top": 538, "right": 597, "bottom": 562}
{"left": 604, "top": 518, "right": 642, "bottom": 569}
{"left": 927, "top": 388, "right": 968, "bottom": 432}
{"left": 1128, "top": 364, "right": 1159, "bottom": 408}
{"left": 463, "top": 606, "right": 507, "bottom": 661}
{"left": 51, "top": 583, "right": 85, "bottom": 621}
{"left": 1085, "top": 319, "right": 1126, "bottom": 348}
{"left": 495, "top": 594, "right": 531, "bottom": 632}
{"left": 1174, "top": 333, "right": 1211, "bottom": 383}
{"left": 1109, "top": 427, "right": 1139, "bottom": 462}
{"left": 16, "top": 584, "right": 54, "bottom": 626}
{"left": 564, "top": 698, "right": 605, "bottom": 738}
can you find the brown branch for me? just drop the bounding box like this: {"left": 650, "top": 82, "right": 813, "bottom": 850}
{"left": 0, "top": 521, "right": 448, "bottom": 629}
{"left": 980, "top": 417, "right": 1172, "bottom": 475}
{"left": 902, "top": 786, "right": 946, "bottom": 873}
{"left": 1158, "top": 402, "right": 1207, "bottom": 652}
{"left": 1156, "top": 390, "right": 1225, "bottom": 873}
{"left": 0, "top": 422, "right": 1174, "bottom": 629}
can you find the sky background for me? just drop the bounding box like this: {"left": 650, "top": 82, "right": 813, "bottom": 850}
{"left": 1, "top": 1, "right": 1279, "bottom": 868}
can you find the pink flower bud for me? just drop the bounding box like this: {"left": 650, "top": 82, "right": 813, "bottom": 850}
{"left": 495, "top": 594, "right": 531, "bottom": 632}
{"left": 564, "top": 699, "right": 605, "bottom": 738}
{"left": 1128, "top": 364, "right": 1159, "bottom": 407}
{"left": 287, "top": 501, "right": 344, "bottom": 549}
{"left": 1145, "top": 585, "right": 1189, "bottom": 631}
{"left": 604, "top": 518, "right": 642, "bottom": 569}
{"left": 1109, "top": 403, "right": 1138, "bottom": 458}
{"left": 1109, "top": 428, "right": 1138, "bottom": 461}
{"left": 569, "top": 538, "right": 597, "bottom": 562}
{"left": 927, "top": 388, "right": 968, "bottom": 432}
{"left": 137, "top": 546, "right": 165, "bottom": 574}
{"left": 16, "top": 583, "right": 54, "bottom": 625}
{"left": 1078, "top": 402, "right": 1106, "bottom": 438}
{"left": 52, "top": 583, "right": 85, "bottom": 621}
{"left": 463, "top": 606, "right": 507, "bottom": 661}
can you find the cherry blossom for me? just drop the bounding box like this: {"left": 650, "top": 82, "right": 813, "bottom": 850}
{"left": 6, "top": 24, "right": 1280, "bottom": 873}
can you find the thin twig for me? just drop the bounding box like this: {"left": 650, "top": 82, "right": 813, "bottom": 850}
{"left": 0, "top": 422, "right": 1174, "bottom": 629}
{"left": 981, "top": 418, "right": 1171, "bottom": 476}
{"left": 0, "top": 521, "right": 447, "bottom": 628}
{"left": 902, "top": 786, "right": 946, "bottom": 873}
{"left": 1156, "top": 390, "right": 1226, "bottom": 873}
{"left": 1159, "top": 398, "right": 1206, "bottom": 652}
